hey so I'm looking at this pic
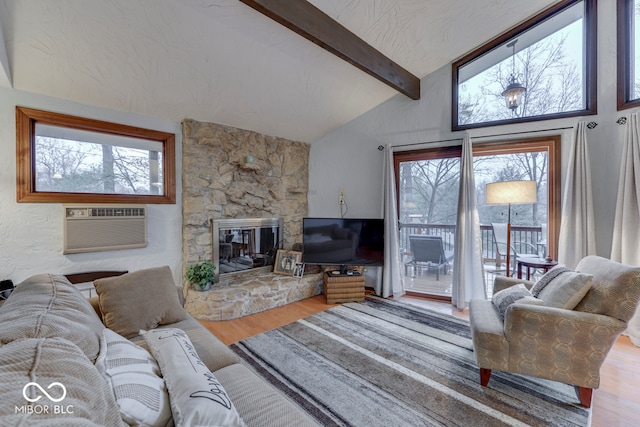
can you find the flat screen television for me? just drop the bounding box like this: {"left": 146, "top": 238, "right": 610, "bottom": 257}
{"left": 302, "top": 217, "right": 384, "bottom": 273}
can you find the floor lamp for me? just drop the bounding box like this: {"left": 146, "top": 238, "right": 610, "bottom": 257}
{"left": 485, "top": 180, "right": 537, "bottom": 277}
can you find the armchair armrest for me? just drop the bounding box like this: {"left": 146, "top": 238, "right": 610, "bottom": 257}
{"left": 493, "top": 276, "right": 534, "bottom": 294}
{"left": 505, "top": 304, "right": 625, "bottom": 340}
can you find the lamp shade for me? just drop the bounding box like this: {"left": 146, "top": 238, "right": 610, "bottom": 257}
{"left": 485, "top": 180, "right": 537, "bottom": 205}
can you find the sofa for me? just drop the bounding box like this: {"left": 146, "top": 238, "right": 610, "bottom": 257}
{"left": 0, "top": 267, "right": 319, "bottom": 426}
{"left": 469, "top": 256, "right": 640, "bottom": 408}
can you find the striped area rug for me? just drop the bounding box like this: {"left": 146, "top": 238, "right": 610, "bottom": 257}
{"left": 230, "top": 296, "right": 591, "bottom": 426}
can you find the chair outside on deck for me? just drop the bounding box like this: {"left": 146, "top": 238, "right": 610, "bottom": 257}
{"left": 491, "top": 222, "right": 539, "bottom": 276}
{"left": 404, "top": 235, "right": 454, "bottom": 281}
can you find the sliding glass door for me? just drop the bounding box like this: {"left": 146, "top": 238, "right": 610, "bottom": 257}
{"left": 395, "top": 137, "right": 560, "bottom": 299}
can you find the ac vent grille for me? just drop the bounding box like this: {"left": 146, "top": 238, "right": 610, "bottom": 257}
{"left": 64, "top": 205, "right": 147, "bottom": 254}
{"left": 87, "top": 207, "right": 146, "bottom": 217}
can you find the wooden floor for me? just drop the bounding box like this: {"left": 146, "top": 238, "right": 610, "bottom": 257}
{"left": 200, "top": 294, "right": 640, "bottom": 426}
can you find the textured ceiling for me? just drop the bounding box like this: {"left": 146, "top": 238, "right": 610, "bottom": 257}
{"left": 0, "top": 0, "right": 557, "bottom": 142}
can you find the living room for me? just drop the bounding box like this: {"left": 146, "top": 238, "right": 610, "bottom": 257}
{"left": 0, "top": 0, "right": 639, "bottom": 425}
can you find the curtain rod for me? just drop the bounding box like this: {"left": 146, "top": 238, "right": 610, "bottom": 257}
{"left": 387, "top": 125, "right": 578, "bottom": 150}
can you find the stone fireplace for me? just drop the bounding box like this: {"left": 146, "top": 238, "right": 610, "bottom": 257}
{"left": 181, "top": 119, "right": 322, "bottom": 320}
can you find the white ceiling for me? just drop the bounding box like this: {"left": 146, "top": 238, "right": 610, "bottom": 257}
{"left": 0, "top": 0, "right": 558, "bottom": 142}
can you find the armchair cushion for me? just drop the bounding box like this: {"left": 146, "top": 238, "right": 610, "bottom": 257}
{"left": 531, "top": 266, "right": 592, "bottom": 310}
{"left": 491, "top": 283, "right": 542, "bottom": 321}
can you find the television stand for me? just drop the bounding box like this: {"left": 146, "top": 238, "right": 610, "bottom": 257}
{"left": 323, "top": 267, "right": 365, "bottom": 304}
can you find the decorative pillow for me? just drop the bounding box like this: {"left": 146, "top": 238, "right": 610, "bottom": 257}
{"left": 95, "top": 328, "right": 172, "bottom": 427}
{"left": 531, "top": 266, "right": 593, "bottom": 310}
{"left": 492, "top": 283, "right": 540, "bottom": 321}
{"left": 142, "top": 328, "right": 245, "bottom": 427}
{"left": 94, "top": 266, "right": 187, "bottom": 338}
{"left": 530, "top": 265, "right": 569, "bottom": 296}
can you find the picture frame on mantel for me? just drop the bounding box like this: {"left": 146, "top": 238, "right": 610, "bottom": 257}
{"left": 293, "top": 262, "right": 305, "bottom": 278}
{"left": 273, "top": 250, "right": 302, "bottom": 275}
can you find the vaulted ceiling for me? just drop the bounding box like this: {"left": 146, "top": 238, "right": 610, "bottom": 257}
{"left": 0, "top": 0, "right": 557, "bottom": 142}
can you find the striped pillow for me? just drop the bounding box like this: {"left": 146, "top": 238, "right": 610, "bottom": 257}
{"left": 95, "top": 328, "right": 172, "bottom": 427}
{"left": 492, "top": 283, "right": 541, "bottom": 321}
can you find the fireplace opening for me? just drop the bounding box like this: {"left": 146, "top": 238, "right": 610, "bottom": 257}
{"left": 212, "top": 218, "right": 283, "bottom": 279}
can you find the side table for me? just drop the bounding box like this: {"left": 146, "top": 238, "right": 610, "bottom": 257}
{"left": 517, "top": 258, "right": 558, "bottom": 280}
{"left": 323, "top": 271, "right": 365, "bottom": 304}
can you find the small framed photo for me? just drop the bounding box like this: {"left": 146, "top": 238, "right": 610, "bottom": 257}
{"left": 273, "top": 250, "right": 302, "bottom": 275}
{"left": 293, "top": 262, "right": 305, "bottom": 278}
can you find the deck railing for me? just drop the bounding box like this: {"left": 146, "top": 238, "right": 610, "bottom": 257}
{"left": 399, "top": 223, "right": 544, "bottom": 263}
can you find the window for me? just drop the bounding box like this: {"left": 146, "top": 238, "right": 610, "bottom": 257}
{"left": 618, "top": 0, "right": 640, "bottom": 109}
{"left": 452, "top": 0, "right": 597, "bottom": 130}
{"left": 394, "top": 137, "right": 561, "bottom": 298}
{"left": 16, "top": 107, "right": 176, "bottom": 204}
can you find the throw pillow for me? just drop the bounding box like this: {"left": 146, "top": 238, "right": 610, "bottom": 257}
{"left": 492, "top": 283, "right": 539, "bottom": 321}
{"left": 531, "top": 266, "right": 593, "bottom": 310}
{"left": 142, "top": 328, "right": 245, "bottom": 427}
{"left": 94, "top": 266, "right": 187, "bottom": 338}
{"left": 530, "top": 264, "right": 569, "bottom": 296}
{"left": 95, "top": 328, "right": 172, "bottom": 427}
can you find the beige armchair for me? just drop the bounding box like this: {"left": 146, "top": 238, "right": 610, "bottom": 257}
{"left": 469, "top": 256, "right": 640, "bottom": 407}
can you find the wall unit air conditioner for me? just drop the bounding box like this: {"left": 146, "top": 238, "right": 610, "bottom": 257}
{"left": 63, "top": 205, "right": 147, "bottom": 254}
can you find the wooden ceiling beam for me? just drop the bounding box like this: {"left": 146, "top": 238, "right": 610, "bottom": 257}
{"left": 239, "top": 0, "right": 420, "bottom": 100}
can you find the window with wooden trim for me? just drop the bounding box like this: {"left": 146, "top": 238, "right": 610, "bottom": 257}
{"left": 452, "top": 0, "right": 597, "bottom": 130}
{"left": 618, "top": 0, "right": 640, "bottom": 110}
{"left": 16, "top": 107, "right": 176, "bottom": 204}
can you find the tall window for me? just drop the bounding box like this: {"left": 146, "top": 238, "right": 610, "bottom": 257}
{"left": 618, "top": 0, "right": 640, "bottom": 109}
{"left": 394, "top": 137, "right": 560, "bottom": 298}
{"left": 452, "top": 0, "right": 596, "bottom": 130}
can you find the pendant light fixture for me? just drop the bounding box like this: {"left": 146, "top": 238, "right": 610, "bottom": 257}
{"left": 502, "top": 39, "right": 526, "bottom": 111}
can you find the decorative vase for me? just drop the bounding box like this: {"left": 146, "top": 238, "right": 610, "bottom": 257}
{"left": 194, "top": 282, "right": 212, "bottom": 291}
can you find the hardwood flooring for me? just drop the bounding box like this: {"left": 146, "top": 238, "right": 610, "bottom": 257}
{"left": 199, "top": 295, "right": 640, "bottom": 426}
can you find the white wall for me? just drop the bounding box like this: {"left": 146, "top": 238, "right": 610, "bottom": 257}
{"left": 0, "top": 87, "right": 183, "bottom": 284}
{"left": 309, "top": 0, "right": 632, "bottom": 259}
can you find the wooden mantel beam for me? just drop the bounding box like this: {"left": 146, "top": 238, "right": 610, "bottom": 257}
{"left": 239, "top": 0, "right": 421, "bottom": 100}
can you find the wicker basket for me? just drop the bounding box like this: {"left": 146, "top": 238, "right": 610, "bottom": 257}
{"left": 323, "top": 272, "right": 365, "bottom": 304}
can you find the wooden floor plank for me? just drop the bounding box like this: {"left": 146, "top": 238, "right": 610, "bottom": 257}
{"left": 199, "top": 295, "right": 640, "bottom": 426}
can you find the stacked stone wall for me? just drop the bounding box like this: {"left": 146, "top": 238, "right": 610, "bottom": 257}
{"left": 182, "top": 119, "right": 309, "bottom": 269}
{"left": 181, "top": 119, "right": 316, "bottom": 319}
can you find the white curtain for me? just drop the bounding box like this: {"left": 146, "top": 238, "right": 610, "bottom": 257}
{"left": 452, "top": 133, "right": 486, "bottom": 309}
{"left": 611, "top": 113, "right": 640, "bottom": 265}
{"left": 380, "top": 144, "right": 404, "bottom": 298}
{"left": 558, "top": 121, "right": 597, "bottom": 269}
{"left": 611, "top": 112, "right": 640, "bottom": 347}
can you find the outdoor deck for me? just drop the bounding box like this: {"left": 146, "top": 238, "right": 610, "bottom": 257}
{"left": 400, "top": 223, "right": 547, "bottom": 298}
{"left": 403, "top": 263, "right": 512, "bottom": 298}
